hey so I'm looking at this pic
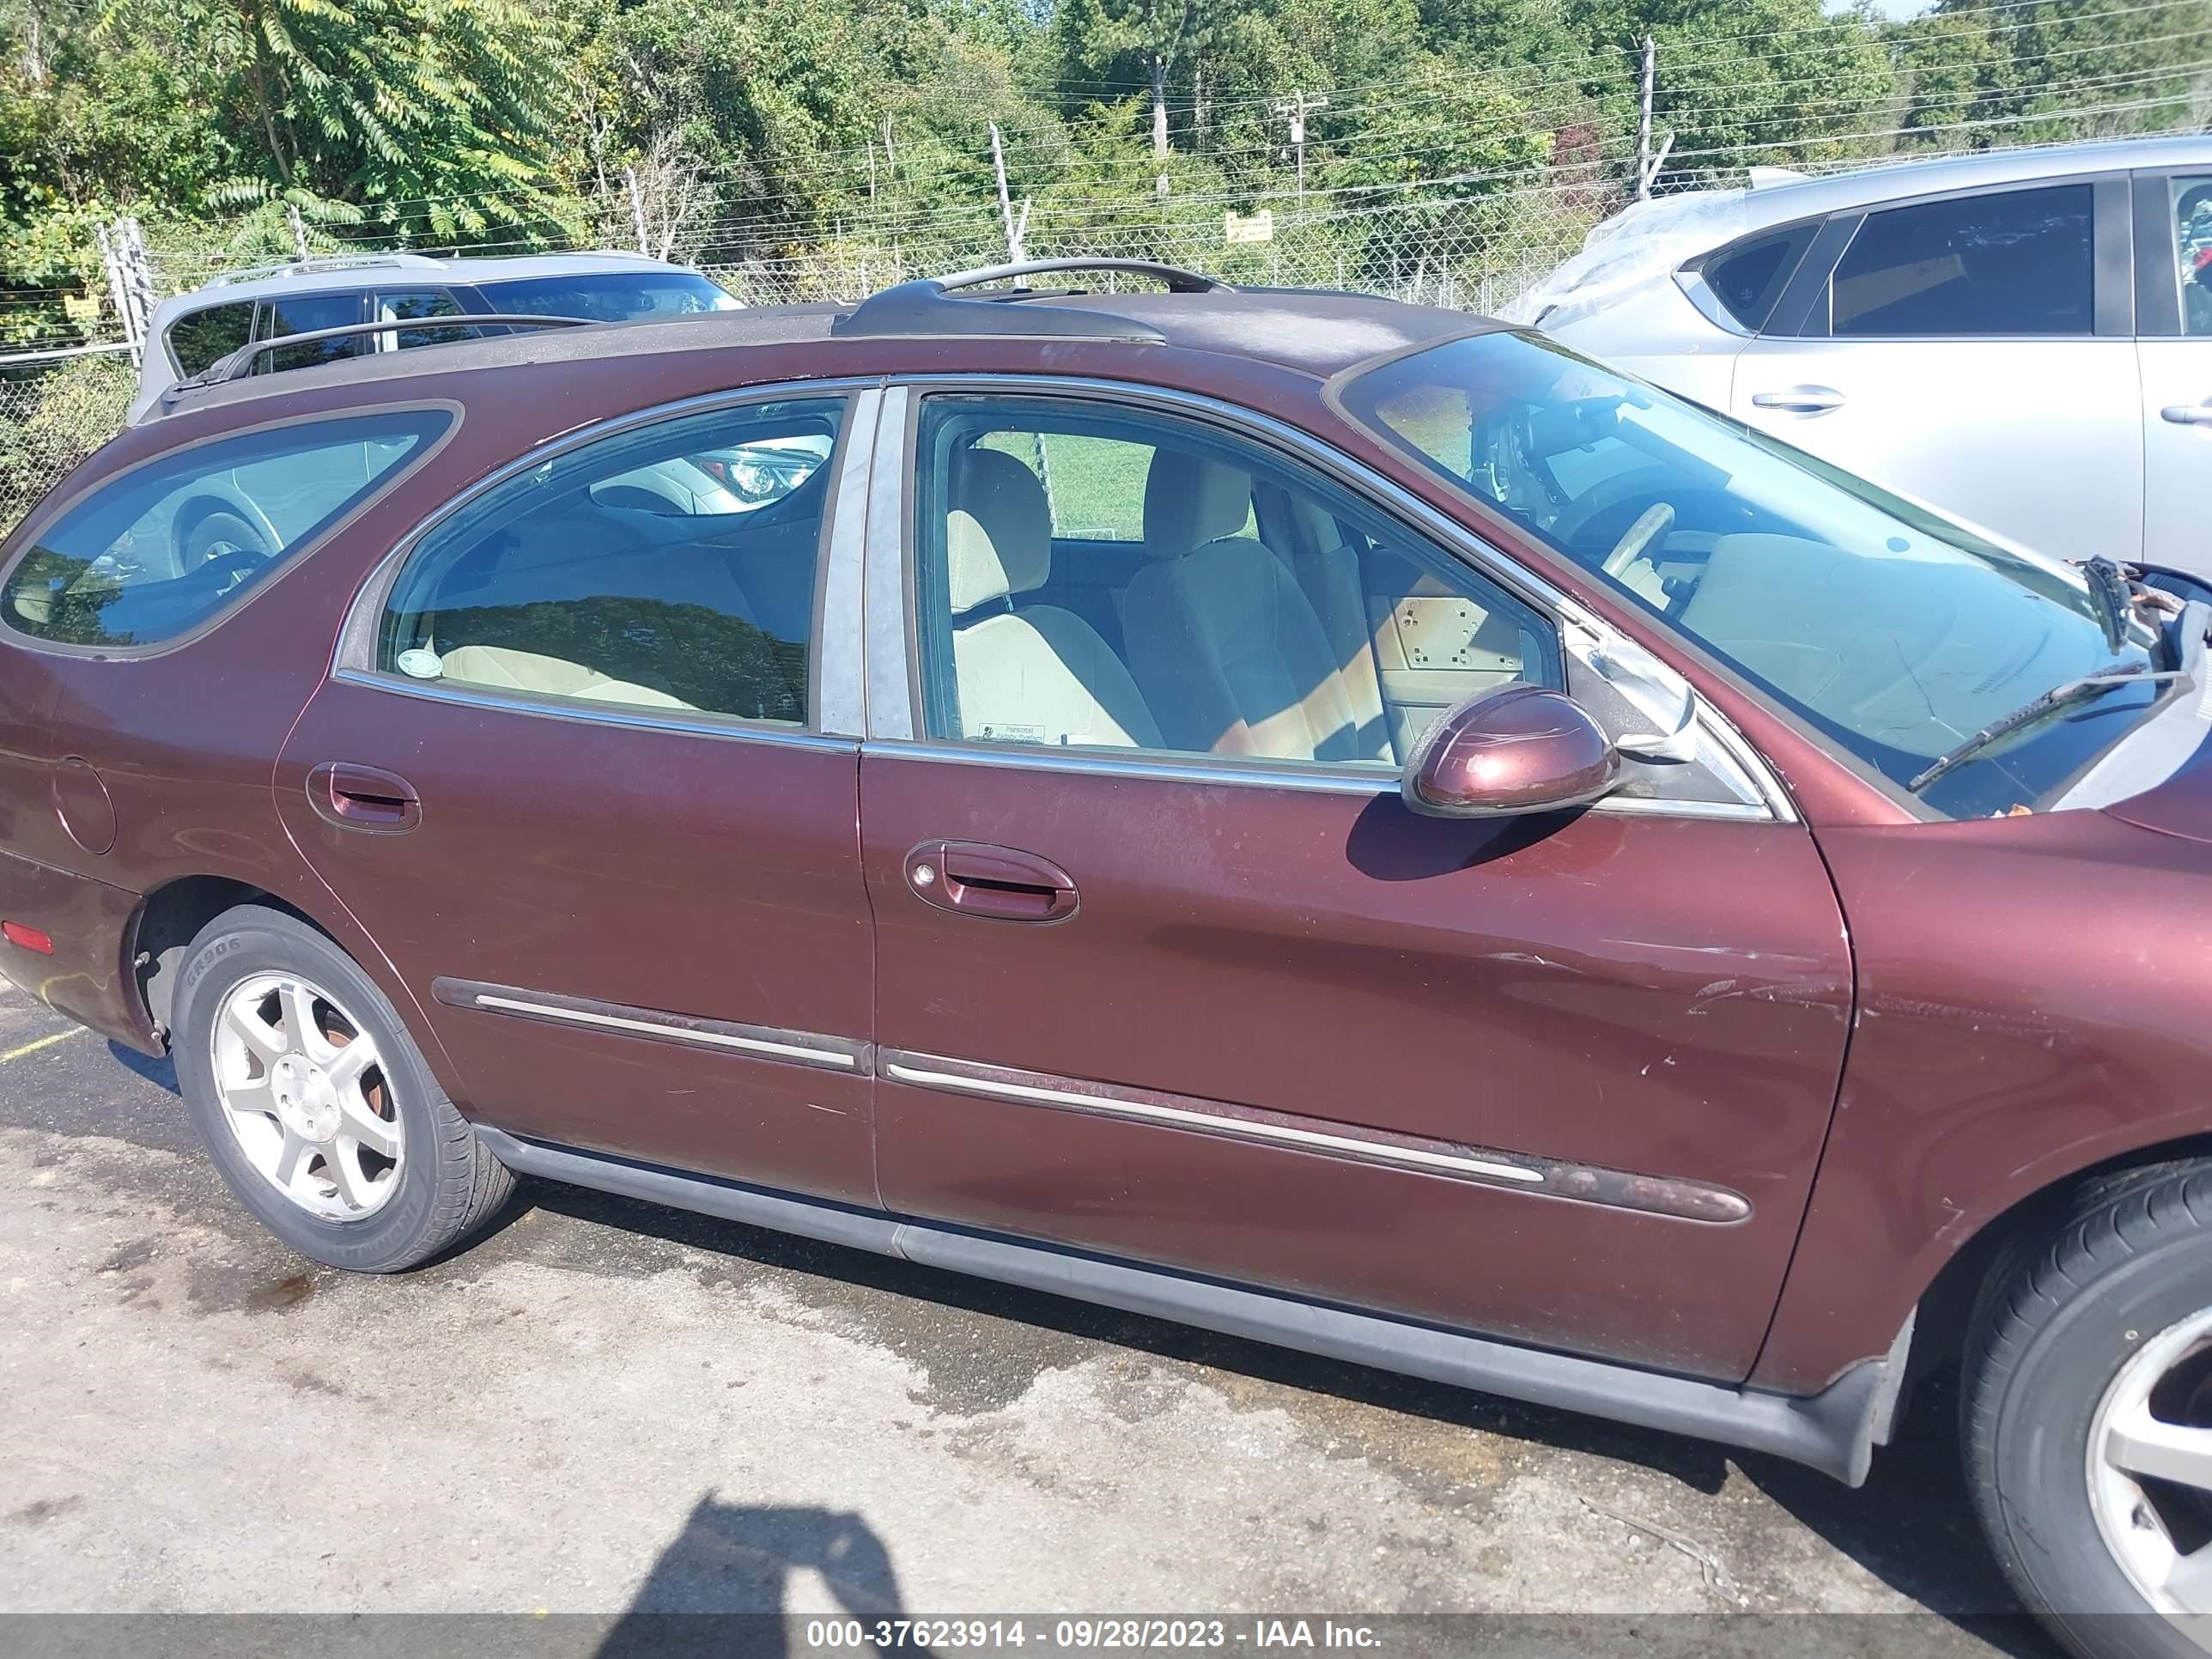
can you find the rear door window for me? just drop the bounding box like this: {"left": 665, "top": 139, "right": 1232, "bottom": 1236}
{"left": 377, "top": 398, "right": 842, "bottom": 723}
{"left": 166, "top": 302, "right": 255, "bottom": 377}
{"left": 1700, "top": 223, "right": 1817, "bottom": 331}
{"left": 3, "top": 410, "right": 450, "bottom": 648}
{"left": 254, "top": 292, "right": 368, "bottom": 373}
{"left": 373, "top": 289, "right": 480, "bottom": 351}
{"left": 1831, "top": 184, "right": 2095, "bottom": 337}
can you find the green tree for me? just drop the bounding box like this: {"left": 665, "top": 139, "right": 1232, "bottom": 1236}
{"left": 112, "top": 0, "right": 574, "bottom": 242}
{"left": 1904, "top": 0, "right": 2212, "bottom": 150}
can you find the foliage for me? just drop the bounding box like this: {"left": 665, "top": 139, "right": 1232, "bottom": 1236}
{"left": 1901, "top": 0, "right": 2212, "bottom": 149}
{"left": 1, "top": 0, "right": 2205, "bottom": 356}
{"left": 0, "top": 350, "right": 133, "bottom": 539}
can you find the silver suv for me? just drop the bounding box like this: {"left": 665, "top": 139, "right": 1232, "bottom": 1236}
{"left": 1510, "top": 136, "right": 2212, "bottom": 576}
{"left": 129, "top": 251, "right": 739, "bottom": 424}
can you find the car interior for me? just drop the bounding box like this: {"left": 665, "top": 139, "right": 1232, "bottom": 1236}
{"left": 380, "top": 404, "right": 839, "bottom": 722}
{"left": 919, "top": 410, "right": 1556, "bottom": 771}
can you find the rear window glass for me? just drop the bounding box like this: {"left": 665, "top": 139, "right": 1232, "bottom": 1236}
{"left": 3, "top": 410, "right": 449, "bottom": 648}
{"left": 1701, "top": 224, "right": 1816, "bottom": 331}
{"left": 471, "top": 272, "right": 738, "bottom": 322}
{"left": 1831, "top": 184, "right": 2094, "bottom": 337}
{"left": 167, "top": 302, "right": 255, "bottom": 377}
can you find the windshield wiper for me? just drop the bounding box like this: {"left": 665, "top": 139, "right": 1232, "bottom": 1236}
{"left": 1906, "top": 662, "right": 2189, "bottom": 796}
{"left": 2081, "top": 556, "right": 2136, "bottom": 653}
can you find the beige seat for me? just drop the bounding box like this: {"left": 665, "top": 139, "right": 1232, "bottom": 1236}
{"left": 1123, "top": 451, "right": 1367, "bottom": 763}
{"left": 436, "top": 644, "right": 696, "bottom": 709}
{"left": 945, "top": 447, "right": 1162, "bottom": 750}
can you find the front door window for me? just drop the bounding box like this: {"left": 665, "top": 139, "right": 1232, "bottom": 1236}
{"left": 909, "top": 396, "right": 1559, "bottom": 771}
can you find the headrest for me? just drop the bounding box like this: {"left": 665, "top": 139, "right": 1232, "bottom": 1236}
{"left": 1142, "top": 450, "right": 1252, "bottom": 561}
{"left": 947, "top": 446, "right": 1053, "bottom": 613}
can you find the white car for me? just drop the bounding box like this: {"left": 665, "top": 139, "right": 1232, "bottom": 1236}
{"left": 1509, "top": 136, "right": 2212, "bottom": 577}
{"left": 130, "top": 253, "right": 830, "bottom": 519}
{"left": 129, "top": 251, "right": 741, "bottom": 423}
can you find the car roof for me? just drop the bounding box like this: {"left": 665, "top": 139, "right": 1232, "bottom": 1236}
{"left": 1688, "top": 133, "right": 2212, "bottom": 244}
{"left": 147, "top": 252, "right": 718, "bottom": 326}
{"left": 155, "top": 283, "right": 1499, "bottom": 421}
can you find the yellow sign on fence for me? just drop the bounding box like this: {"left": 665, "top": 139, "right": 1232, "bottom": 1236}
{"left": 1224, "top": 210, "right": 1274, "bottom": 246}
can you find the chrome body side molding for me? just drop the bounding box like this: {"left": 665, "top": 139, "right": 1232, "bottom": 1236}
{"left": 881, "top": 1048, "right": 1753, "bottom": 1224}
{"left": 431, "top": 977, "right": 868, "bottom": 1073}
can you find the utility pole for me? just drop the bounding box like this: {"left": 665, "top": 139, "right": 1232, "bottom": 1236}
{"left": 624, "top": 166, "right": 649, "bottom": 255}
{"left": 1636, "top": 35, "right": 1656, "bottom": 200}
{"left": 882, "top": 112, "right": 896, "bottom": 179}
{"left": 989, "top": 123, "right": 1029, "bottom": 264}
{"left": 1273, "top": 89, "right": 1328, "bottom": 210}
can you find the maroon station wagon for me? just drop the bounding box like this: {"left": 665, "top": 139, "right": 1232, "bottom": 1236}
{"left": 6, "top": 258, "right": 2212, "bottom": 1656}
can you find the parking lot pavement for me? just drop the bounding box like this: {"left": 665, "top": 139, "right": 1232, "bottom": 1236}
{"left": 0, "top": 981, "right": 2041, "bottom": 1648}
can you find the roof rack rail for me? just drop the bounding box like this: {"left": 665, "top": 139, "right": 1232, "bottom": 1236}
{"left": 833, "top": 258, "right": 1231, "bottom": 343}
{"left": 163, "top": 314, "right": 592, "bottom": 404}
{"left": 207, "top": 252, "right": 447, "bottom": 288}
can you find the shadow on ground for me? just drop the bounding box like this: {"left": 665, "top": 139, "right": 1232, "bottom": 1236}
{"left": 594, "top": 1498, "right": 909, "bottom": 1657}
{"left": 507, "top": 1176, "right": 2057, "bottom": 1658}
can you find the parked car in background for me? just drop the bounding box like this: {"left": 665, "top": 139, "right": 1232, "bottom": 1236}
{"left": 1509, "top": 135, "right": 2212, "bottom": 578}
{"left": 127, "top": 251, "right": 741, "bottom": 423}
{"left": 13, "top": 259, "right": 2212, "bottom": 1659}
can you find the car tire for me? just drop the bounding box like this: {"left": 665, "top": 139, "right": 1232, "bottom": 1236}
{"left": 1966, "top": 1160, "right": 2212, "bottom": 1659}
{"left": 172, "top": 903, "right": 511, "bottom": 1272}
{"left": 175, "top": 506, "right": 268, "bottom": 570}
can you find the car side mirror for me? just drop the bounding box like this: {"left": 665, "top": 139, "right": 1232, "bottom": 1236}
{"left": 1401, "top": 684, "right": 1621, "bottom": 818}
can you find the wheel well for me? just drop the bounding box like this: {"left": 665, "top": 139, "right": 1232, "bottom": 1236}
{"left": 1907, "top": 1133, "right": 2212, "bottom": 1383}
{"left": 131, "top": 877, "right": 314, "bottom": 1048}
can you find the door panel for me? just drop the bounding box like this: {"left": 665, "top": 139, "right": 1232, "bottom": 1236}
{"left": 862, "top": 388, "right": 1851, "bottom": 1382}
{"left": 278, "top": 694, "right": 872, "bottom": 1200}
{"left": 2146, "top": 340, "right": 2212, "bottom": 574}
{"left": 276, "top": 392, "right": 876, "bottom": 1203}
{"left": 2143, "top": 173, "right": 2212, "bottom": 575}
{"left": 1730, "top": 336, "right": 2141, "bottom": 562}
{"left": 863, "top": 756, "right": 1849, "bottom": 1379}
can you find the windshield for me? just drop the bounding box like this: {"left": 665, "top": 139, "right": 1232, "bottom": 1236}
{"left": 1336, "top": 329, "right": 2161, "bottom": 818}
{"left": 472, "top": 271, "right": 738, "bottom": 322}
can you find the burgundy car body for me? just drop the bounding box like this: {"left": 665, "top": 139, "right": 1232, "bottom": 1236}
{"left": 2, "top": 282, "right": 2207, "bottom": 1483}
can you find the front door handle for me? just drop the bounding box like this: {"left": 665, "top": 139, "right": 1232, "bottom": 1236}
{"left": 904, "top": 841, "right": 1078, "bottom": 923}
{"left": 2162, "top": 402, "right": 2212, "bottom": 428}
{"left": 307, "top": 762, "right": 420, "bottom": 833}
{"left": 1750, "top": 385, "right": 1846, "bottom": 414}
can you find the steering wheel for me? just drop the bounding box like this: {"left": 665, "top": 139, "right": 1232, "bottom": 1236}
{"left": 1602, "top": 501, "right": 1674, "bottom": 580}
{"left": 1549, "top": 467, "right": 1681, "bottom": 550}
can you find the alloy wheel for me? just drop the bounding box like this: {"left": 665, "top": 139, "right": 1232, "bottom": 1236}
{"left": 2089, "top": 1304, "right": 2212, "bottom": 1642}
{"left": 208, "top": 971, "right": 403, "bottom": 1220}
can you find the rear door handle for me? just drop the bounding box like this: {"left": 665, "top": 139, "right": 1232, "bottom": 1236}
{"left": 905, "top": 841, "right": 1078, "bottom": 923}
{"left": 2162, "top": 403, "right": 2212, "bottom": 427}
{"left": 308, "top": 762, "right": 420, "bottom": 833}
{"left": 1750, "top": 386, "right": 1846, "bottom": 414}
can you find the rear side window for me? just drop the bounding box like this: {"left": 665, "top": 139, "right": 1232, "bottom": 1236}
{"left": 3, "top": 411, "right": 449, "bottom": 648}
{"left": 378, "top": 398, "right": 842, "bottom": 723}
{"left": 374, "top": 289, "right": 481, "bottom": 351}
{"left": 470, "top": 272, "right": 738, "bottom": 322}
{"left": 1700, "top": 224, "right": 1816, "bottom": 331}
{"left": 1831, "top": 184, "right": 2094, "bottom": 337}
{"left": 255, "top": 292, "right": 366, "bottom": 373}
{"left": 167, "top": 302, "right": 254, "bottom": 377}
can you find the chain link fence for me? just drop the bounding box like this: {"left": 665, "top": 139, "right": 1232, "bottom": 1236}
{"left": 0, "top": 351, "right": 137, "bottom": 538}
